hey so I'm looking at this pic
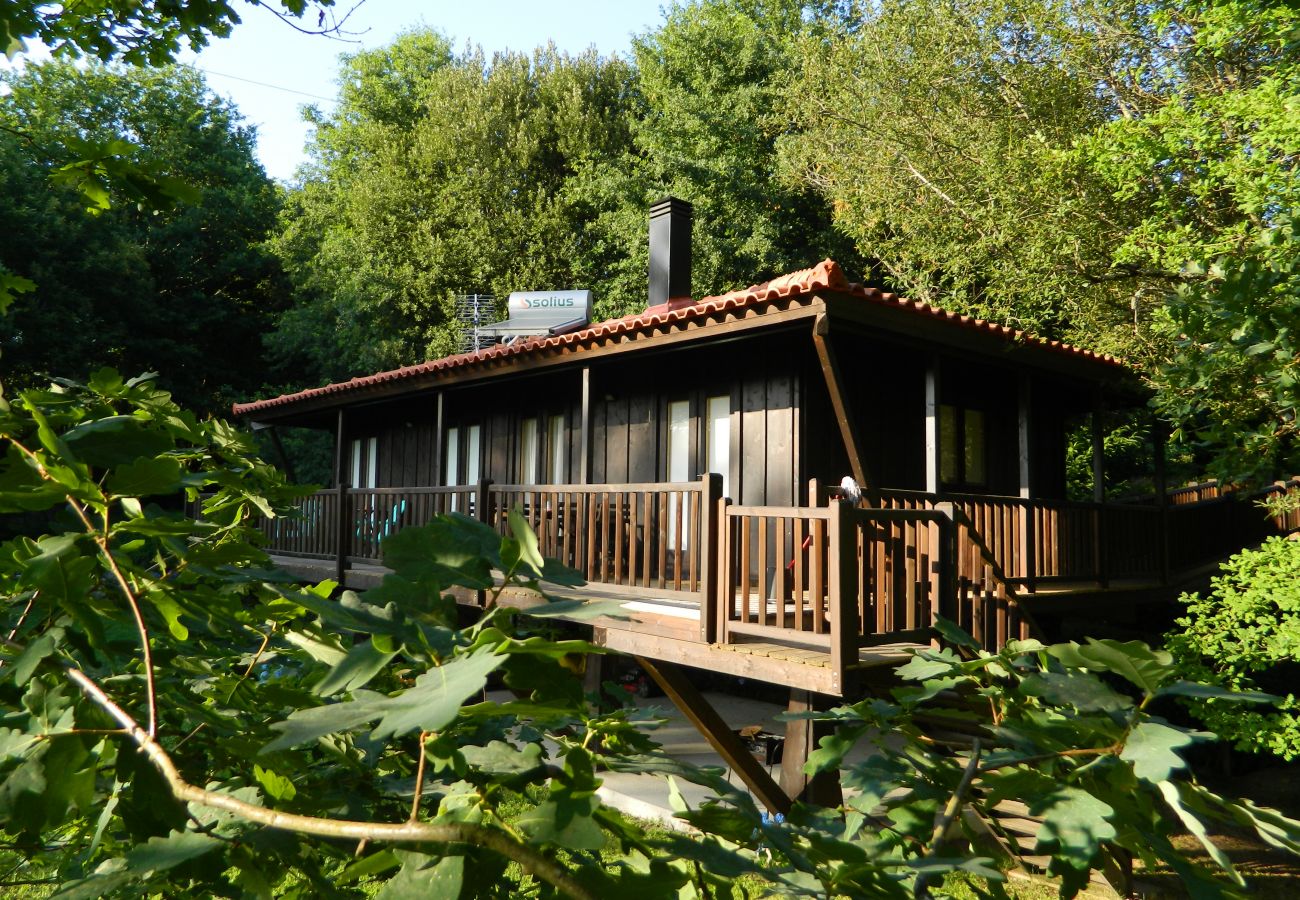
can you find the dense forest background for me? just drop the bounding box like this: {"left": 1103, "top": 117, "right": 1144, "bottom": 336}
{"left": 2, "top": 0, "right": 1296, "bottom": 485}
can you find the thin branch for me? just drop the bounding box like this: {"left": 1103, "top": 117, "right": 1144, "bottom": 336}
{"left": 174, "top": 625, "right": 276, "bottom": 752}
{"left": 977, "top": 743, "right": 1121, "bottom": 774}
{"left": 409, "top": 731, "right": 430, "bottom": 823}
{"left": 9, "top": 440, "right": 158, "bottom": 737}
{"left": 914, "top": 739, "right": 982, "bottom": 899}
{"left": 253, "top": 0, "right": 370, "bottom": 42}
{"left": 65, "top": 669, "right": 598, "bottom": 900}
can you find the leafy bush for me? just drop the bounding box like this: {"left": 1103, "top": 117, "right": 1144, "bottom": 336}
{"left": 1, "top": 370, "right": 1299, "bottom": 898}
{"left": 1167, "top": 536, "right": 1300, "bottom": 760}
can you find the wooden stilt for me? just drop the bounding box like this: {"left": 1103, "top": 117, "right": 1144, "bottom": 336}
{"left": 779, "top": 689, "right": 843, "bottom": 808}
{"left": 635, "top": 657, "right": 791, "bottom": 816}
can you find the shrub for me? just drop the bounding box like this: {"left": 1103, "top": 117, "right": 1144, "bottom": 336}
{"left": 1167, "top": 536, "right": 1300, "bottom": 759}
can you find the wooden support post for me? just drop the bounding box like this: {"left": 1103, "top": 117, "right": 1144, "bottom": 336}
{"left": 925, "top": 356, "right": 941, "bottom": 495}
{"left": 635, "top": 657, "right": 791, "bottom": 816}
{"left": 333, "top": 409, "right": 349, "bottom": 586}
{"left": 811, "top": 314, "right": 875, "bottom": 496}
{"left": 1091, "top": 397, "right": 1108, "bottom": 588}
{"left": 1153, "top": 417, "right": 1170, "bottom": 584}
{"left": 579, "top": 366, "right": 592, "bottom": 485}
{"left": 433, "top": 392, "right": 444, "bottom": 486}
{"left": 1017, "top": 376, "right": 1035, "bottom": 592}
{"left": 475, "top": 476, "right": 494, "bottom": 607}
{"left": 780, "top": 690, "right": 844, "bottom": 807}
{"left": 934, "top": 502, "right": 958, "bottom": 636}
{"left": 714, "top": 496, "right": 732, "bottom": 645}
{"left": 699, "top": 473, "right": 723, "bottom": 642}
{"left": 828, "top": 500, "right": 859, "bottom": 697}
{"left": 335, "top": 481, "right": 350, "bottom": 586}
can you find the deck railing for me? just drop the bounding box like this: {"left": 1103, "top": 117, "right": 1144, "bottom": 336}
{"left": 487, "top": 478, "right": 721, "bottom": 598}
{"left": 256, "top": 474, "right": 1299, "bottom": 683}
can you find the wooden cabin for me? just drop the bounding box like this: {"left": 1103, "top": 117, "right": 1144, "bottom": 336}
{"left": 235, "top": 199, "right": 1299, "bottom": 807}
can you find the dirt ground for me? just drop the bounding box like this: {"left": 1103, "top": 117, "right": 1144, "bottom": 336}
{"left": 1131, "top": 763, "right": 1300, "bottom": 898}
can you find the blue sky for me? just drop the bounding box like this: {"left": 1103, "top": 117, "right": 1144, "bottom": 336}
{"left": 179, "top": 1, "right": 668, "bottom": 181}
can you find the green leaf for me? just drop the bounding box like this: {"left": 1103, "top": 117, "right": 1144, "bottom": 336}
{"left": 106, "top": 456, "right": 184, "bottom": 497}
{"left": 376, "top": 851, "right": 464, "bottom": 900}
{"left": 1121, "top": 721, "right": 1197, "bottom": 783}
{"left": 313, "top": 639, "right": 397, "bottom": 697}
{"left": 11, "top": 630, "right": 59, "bottom": 685}
{"left": 459, "top": 740, "right": 547, "bottom": 778}
{"left": 1157, "top": 681, "right": 1276, "bottom": 704}
{"left": 515, "top": 793, "right": 606, "bottom": 850}
{"left": 370, "top": 648, "right": 504, "bottom": 741}
{"left": 508, "top": 508, "right": 545, "bottom": 576}
{"left": 931, "top": 615, "right": 981, "bottom": 651}
{"left": 1157, "top": 781, "right": 1243, "bottom": 886}
{"left": 252, "top": 765, "right": 296, "bottom": 802}
{"left": 1021, "top": 670, "right": 1133, "bottom": 712}
{"left": 261, "top": 692, "right": 389, "bottom": 753}
{"left": 125, "top": 829, "right": 222, "bottom": 873}
{"left": 63, "top": 416, "right": 174, "bottom": 467}
{"left": 1047, "top": 638, "right": 1175, "bottom": 694}
{"left": 337, "top": 849, "right": 401, "bottom": 884}
{"left": 1031, "top": 787, "right": 1116, "bottom": 895}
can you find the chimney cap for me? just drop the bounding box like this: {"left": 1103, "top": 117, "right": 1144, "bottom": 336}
{"left": 650, "top": 196, "right": 693, "bottom": 218}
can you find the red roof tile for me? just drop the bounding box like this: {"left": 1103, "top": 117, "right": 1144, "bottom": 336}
{"left": 233, "top": 260, "right": 1124, "bottom": 417}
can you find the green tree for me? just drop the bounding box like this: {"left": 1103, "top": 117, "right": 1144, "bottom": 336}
{"left": 780, "top": 0, "right": 1299, "bottom": 478}
{"left": 626, "top": 0, "right": 863, "bottom": 304}
{"left": 269, "top": 32, "right": 641, "bottom": 382}
{"left": 0, "top": 61, "right": 287, "bottom": 416}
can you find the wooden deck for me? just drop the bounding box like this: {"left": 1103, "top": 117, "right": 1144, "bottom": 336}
{"left": 259, "top": 475, "right": 1300, "bottom": 698}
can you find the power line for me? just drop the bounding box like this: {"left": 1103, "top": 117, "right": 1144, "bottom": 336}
{"left": 185, "top": 64, "right": 338, "bottom": 104}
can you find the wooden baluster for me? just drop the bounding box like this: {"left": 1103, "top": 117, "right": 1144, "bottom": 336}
{"left": 673, "top": 491, "right": 685, "bottom": 591}
{"left": 739, "top": 516, "right": 752, "bottom": 623}
{"left": 812, "top": 516, "right": 826, "bottom": 633}
{"left": 658, "top": 492, "right": 668, "bottom": 590}
{"left": 793, "top": 516, "right": 806, "bottom": 633}
{"left": 624, "top": 491, "right": 634, "bottom": 590}
{"left": 613, "top": 491, "right": 625, "bottom": 585}
{"left": 756, "top": 516, "right": 768, "bottom": 626}
{"left": 689, "top": 489, "right": 701, "bottom": 594}
{"left": 774, "top": 516, "right": 787, "bottom": 628}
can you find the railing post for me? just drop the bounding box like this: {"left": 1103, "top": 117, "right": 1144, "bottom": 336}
{"left": 474, "top": 478, "right": 494, "bottom": 608}
{"left": 698, "top": 473, "right": 723, "bottom": 642}
{"left": 475, "top": 477, "right": 494, "bottom": 527}
{"left": 334, "top": 482, "right": 350, "bottom": 586}
{"left": 828, "top": 501, "right": 858, "bottom": 696}
{"left": 933, "top": 503, "right": 958, "bottom": 644}
{"left": 715, "top": 497, "right": 732, "bottom": 645}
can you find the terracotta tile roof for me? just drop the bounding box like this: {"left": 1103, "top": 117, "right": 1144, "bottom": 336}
{"left": 233, "top": 259, "right": 1124, "bottom": 417}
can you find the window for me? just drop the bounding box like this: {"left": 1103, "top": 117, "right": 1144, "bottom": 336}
{"left": 939, "top": 404, "right": 987, "bottom": 487}
{"left": 349, "top": 437, "right": 378, "bottom": 488}
{"left": 704, "top": 394, "right": 730, "bottom": 499}
{"left": 444, "top": 427, "right": 460, "bottom": 486}
{"left": 547, "top": 414, "right": 566, "bottom": 483}
{"left": 520, "top": 418, "right": 539, "bottom": 483}
{"left": 465, "top": 425, "right": 481, "bottom": 486}
{"left": 666, "top": 400, "right": 691, "bottom": 550}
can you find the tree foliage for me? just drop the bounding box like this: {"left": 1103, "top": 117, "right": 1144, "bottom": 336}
{"left": 1167, "top": 536, "right": 1300, "bottom": 761}
{"left": 268, "top": 6, "right": 861, "bottom": 387}
{"left": 1, "top": 375, "right": 1297, "bottom": 898}
{"left": 0, "top": 0, "right": 336, "bottom": 65}
{"left": 0, "top": 62, "right": 287, "bottom": 416}
{"left": 269, "top": 33, "right": 642, "bottom": 382}
{"left": 779, "top": 0, "right": 1299, "bottom": 477}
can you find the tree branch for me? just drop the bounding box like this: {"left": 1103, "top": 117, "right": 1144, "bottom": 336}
{"left": 65, "top": 668, "right": 598, "bottom": 900}
{"left": 9, "top": 439, "right": 159, "bottom": 737}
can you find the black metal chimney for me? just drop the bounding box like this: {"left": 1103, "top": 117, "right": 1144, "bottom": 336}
{"left": 648, "top": 197, "right": 692, "bottom": 309}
